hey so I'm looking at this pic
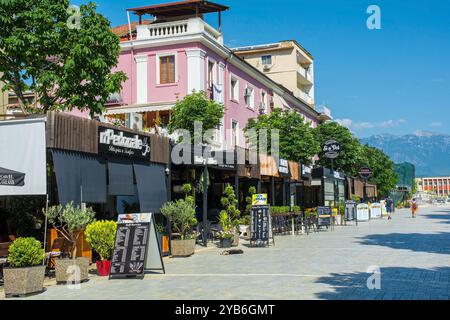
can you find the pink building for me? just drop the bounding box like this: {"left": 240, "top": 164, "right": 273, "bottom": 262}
{"left": 106, "top": 0, "right": 322, "bottom": 150}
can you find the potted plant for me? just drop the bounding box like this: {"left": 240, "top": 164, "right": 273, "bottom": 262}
{"left": 239, "top": 215, "right": 252, "bottom": 239}
{"left": 85, "top": 220, "right": 117, "bottom": 277}
{"left": 44, "top": 202, "right": 95, "bottom": 284}
{"left": 3, "top": 237, "right": 46, "bottom": 298}
{"left": 218, "top": 211, "right": 234, "bottom": 248}
{"left": 220, "top": 184, "right": 241, "bottom": 246}
{"left": 241, "top": 186, "right": 256, "bottom": 236}
{"left": 161, "top": 189, "right": 197, "bottom": 257}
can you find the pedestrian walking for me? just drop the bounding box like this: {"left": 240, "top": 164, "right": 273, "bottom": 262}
{"left": 411, "top": 198, "right": 418, "bottom": 218}
{"left": 386, "top": 197, "right": 393, "bottom": 220}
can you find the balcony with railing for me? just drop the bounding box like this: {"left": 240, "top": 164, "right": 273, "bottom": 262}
{"left": 297, "top": 65, "right": 313, "bottom": 84}
{"left": 136, "top": 17, "right": 224, "bottom": 45}
{"left": 296, "top": 90, "right": 314, "bottom": 105}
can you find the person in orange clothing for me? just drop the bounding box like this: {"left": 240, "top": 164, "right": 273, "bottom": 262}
{"left": 411, "top": 198, "right": 418, "bottom": 218}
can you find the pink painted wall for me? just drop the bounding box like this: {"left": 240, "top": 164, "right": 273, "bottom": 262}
{"left": 115, "top": 41, "right": 317, "bottom": 147}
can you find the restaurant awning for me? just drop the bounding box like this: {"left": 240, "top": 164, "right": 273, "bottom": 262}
{"left": 105, "top": 102, "right": 174, "bottom": 115}
{"left": 108, "top": 159, "right": 135, "bottom": 196}
{"left": 133, "top": 162, "right": 167, "bottom": 213}
{"left": 52, "top": 150, "right": 107, "bottom": 205}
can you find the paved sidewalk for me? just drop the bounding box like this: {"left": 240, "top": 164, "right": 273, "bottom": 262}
{"left": 2, "top": 205, "right": 450, "bottom": 300}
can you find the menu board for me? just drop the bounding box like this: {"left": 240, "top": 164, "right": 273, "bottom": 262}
{"left": 357, "top": 204, "right": 370, "bottom": 221}
{"left": 250, "top": 205, "right": 271, "bottom": 247}
{"left": 109, "top": 219, "right": 150, "bottom": 279}
{"left": 371, "top": 203, "right": 382, "bottom": 219}
{"left": 317, "top": 206, "right": 332, "bottom": 227}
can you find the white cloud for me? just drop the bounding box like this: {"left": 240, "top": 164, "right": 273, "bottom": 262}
{"left": 335, "top": 118, "right": 406, "bottom": 132}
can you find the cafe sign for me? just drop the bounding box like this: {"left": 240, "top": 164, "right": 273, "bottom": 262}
{"left": 98, "top": 126, "right": 151, "bottom": 160}
{"left": 323, "top": 140, "right": 341, "bottom": 159}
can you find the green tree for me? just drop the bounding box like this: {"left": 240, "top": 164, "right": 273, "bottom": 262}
{"left": 220, "top": 184, "right": 241, "bottom": 228}
{"left": 168, "top": 91, "right": 224, "bottom": 143}
{"left": 314, "top": 121, "right": 366, "bottom": 176}
{"left": 244, "top": 108, "right": 319, "bottom": 165}
{"left": 362, "top": 145, "right": 398, "bottom": 197}
{"left": 0, "top": 0, "right": 127, "bottom": 116}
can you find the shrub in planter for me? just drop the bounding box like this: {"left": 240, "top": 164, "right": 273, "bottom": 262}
{"left": 4, "top": 237, "right": 46, "bottom": 297}
{"left": 220, "top": 184, "right": 240, "bottom": 246}
{"left": 218, "top": 211, "right": 234, "bottom": 248}
{"left": 44, "top": 202, "right": 95, "bottom": 283}
{"left": 85, "top": 220, "right": 117, "bottom": 276}
{"left": 161, "top": 192, "right": 197, "bottom": 257}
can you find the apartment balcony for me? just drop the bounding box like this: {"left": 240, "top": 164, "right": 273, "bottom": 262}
{"left": 297, "top": 65, "right": 313, "bottom": 85}
{"left": 296, "top": 90, "right": 314, "bottom": 106}
{"left": 135, "top": 17, "right": 224, "bottom": 45}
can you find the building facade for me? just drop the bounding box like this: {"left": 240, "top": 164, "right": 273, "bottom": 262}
{"left": 417, "top": 177, "right": 450, "bottom": 197}
{"left": 107, "top": 0, "right": 321, "bottom": 151}
{"left": 233, "top": 40, "right": 315, "bottom": 108}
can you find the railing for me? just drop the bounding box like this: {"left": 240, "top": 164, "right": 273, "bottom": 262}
{"left": 296, "top": 90, "right": 313, "bottom": 105}
{"left": 298, "top": 65, "right": 313, "bottom": 82}
{"left": 136, "top": 18, "right": 223, "bottom": 44}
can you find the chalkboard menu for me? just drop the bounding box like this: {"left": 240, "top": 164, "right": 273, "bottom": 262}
{"left": 317, "top": 206, "right": 332, "bottom": 227}
{"left": 250, "top": 205, "right": 271, "bottom": 247}
{"left": 109, "top": 220, "right": 150, "bottom": 279}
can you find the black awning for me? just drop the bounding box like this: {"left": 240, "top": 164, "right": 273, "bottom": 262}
{"left": 108, "top": 159, "right": 135, "bottom": 196}
{"left": 52, "top": 150, "right": 81, "bottom": 206}
{"left": 81, "top": 155, "right": 107, "bottom": 203}
{"left": 0, "top": 167, "right": 25, "bottom": 186}
{"left": 52, "top": 150, "right": 108, "bottom": 205}
{"left": 133, "top": 162, "right": 167, "bottom": 213}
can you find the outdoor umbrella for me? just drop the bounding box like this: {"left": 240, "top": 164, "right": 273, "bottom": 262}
{"left": 0, "top": 167, "right": 25, "bottom": 187}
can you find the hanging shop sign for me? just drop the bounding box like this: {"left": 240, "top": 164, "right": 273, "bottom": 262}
{"left": 359, "top": 167, "right": 373, "bottom": 180}
{"left": 252, "top": 194, "right": 268, "bottom": 205}
{"left": 317, "top": 206, "right": 333, "bottom": 227}
{"left": 250, "top": 205, "right": 272, "bottom": 247}
{"left": 110, "top": 213, "right": 164, "bottom": 280}
{"left": 301, "top": 165, "right": 312, "bottom": 179}
{"left": 370, "top": 203, "right": 382, "bottom": 219}
{"left": 98, "top": 126, "right": 151, "bottom": 160}
{"left": 182, "top": 145, "right": 237, "bottom": 170}
{"left": 323, "top": 140, "right": 341, "bottom": 159}
{"left": 356, "top": 203, "right": 370, "bottom": 221}
{"left": 0, "top": 117, "right": 47, "bottom": 196}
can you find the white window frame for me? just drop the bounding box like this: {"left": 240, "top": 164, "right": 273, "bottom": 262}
{"left": 156, "top": 52, "right": 178, "bottom": 85}
{"left": 231, "top": 119, "right": 239, "bottom": 148}
{"left": 261, "top": 90, "right": 268, "bottom": 114}
{"left": 229, "top": 74, "right": 239, "bottom": 102}
{"left": 207, "top": 57, "right": 217, "bottom": 89}
{"left": 244, "top": 84, "right": 255, "bottom": 110}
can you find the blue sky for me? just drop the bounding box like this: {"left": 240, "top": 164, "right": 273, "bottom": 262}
{"left": 73, "top": 0, "right": 450, "bottom": 138}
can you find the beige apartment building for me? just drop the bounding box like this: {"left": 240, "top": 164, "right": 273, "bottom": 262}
{"left": 233, "top": 40, "right": 315, "bottom": 108}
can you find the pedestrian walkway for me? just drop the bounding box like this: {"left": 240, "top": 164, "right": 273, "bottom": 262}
{"left": 3, "top": 206, "right": 450, "bottom": 300}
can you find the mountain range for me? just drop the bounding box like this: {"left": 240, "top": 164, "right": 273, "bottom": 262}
{"left": 360, "top": 131, "right": 450, "bottom": 177}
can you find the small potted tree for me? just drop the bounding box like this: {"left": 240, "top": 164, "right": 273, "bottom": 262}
{"left": 218, "top": 211, "right": 234, "bottom": 248}
{"left": 161, "top": 186, "right": 197, "bottom": 257}
{"left": 220, "top": 184, "right": 241, "bottom": 246}
{"left": 3, "top": 237, "right": 46, "bottom": 298}
{"left": 240, "top": 186, "right": 256, "bottom": 237}
{"left": 44, "top": 202, "right": 95, "bottom": 283}
{"left": 85, "top": 220, "right": 117, "bottom": 277}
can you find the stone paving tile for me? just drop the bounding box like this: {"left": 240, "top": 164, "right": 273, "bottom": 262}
{"left": 1, "top": 205, "right": 450, "bottom": 300}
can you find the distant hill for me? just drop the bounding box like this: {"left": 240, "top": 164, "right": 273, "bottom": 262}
{"left": 360, "top": 131, "right": 450, "bottom": 177}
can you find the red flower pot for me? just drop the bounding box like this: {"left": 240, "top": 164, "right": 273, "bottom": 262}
{"left": 96, "top": 260, "right": 111, "bottom": 277}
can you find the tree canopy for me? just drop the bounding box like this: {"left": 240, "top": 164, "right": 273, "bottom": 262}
{"left": 362, "top": 144, "right": 398, "bottom": 197}
{"left": 168, "top": 91, "right": 224, "bottom": 143}
{"left": 0, "top": 0, "right": 127, "bottom": 116}
{"left": 314, "top": 121, "right": 366, "bottom": 176}
{"left": 244, "top": 108, "right": 319, "bottom": 165}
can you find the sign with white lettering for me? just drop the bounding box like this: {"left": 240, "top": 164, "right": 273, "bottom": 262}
{"left": 98, "top": 126, "right": 151, "bottom": 160}
{"left": 276, "top": 158, "right": 291, "bottom": 178}
{"left": 323, "top": 140, "right": 341, "bottom": 159}
{"left": 250, "top": 205, "right": 271, "bottom": 247}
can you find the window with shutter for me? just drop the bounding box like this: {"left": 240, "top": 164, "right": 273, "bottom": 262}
{"left": 159, "top": 55, "right": 175, "bottom": 84}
